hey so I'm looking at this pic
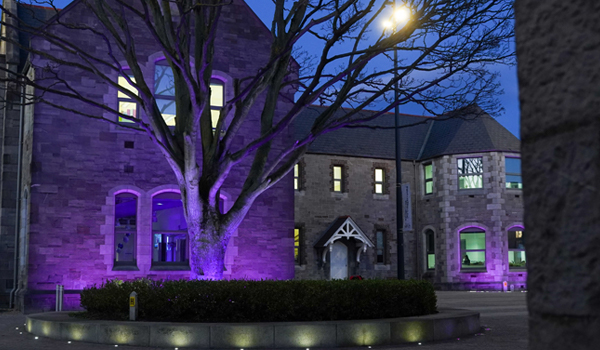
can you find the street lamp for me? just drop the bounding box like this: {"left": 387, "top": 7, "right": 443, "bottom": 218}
{"left": 383, "top": 4, "right": 410, "bottom": 280}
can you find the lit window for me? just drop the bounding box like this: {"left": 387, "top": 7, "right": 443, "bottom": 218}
{"left": 333, "top": 165, "right": 343, "bottom": 192}
{"left": 374, "top": 168, "right": 384, "bottom": 194}
{"left": 505, "top": 158, "right": 522, "bottom": 189}
{"left": 376, "top": 230, "right": 385, "bottom": 264}
{"left": 117, "top": 75, "right": 138, "bottom": 123}
{"left": 154, "top": 62, "right": 223, "bottom": 128}
{"left": 114, "top": 193, "right": 137, "bottom": 267}
{"left": 294, "top": 228, "right": 302, "bottom": 265}
{"left": 424, "top": 163, "right": 433, "bottom": 194}
{"left": 425, "top": 230, "right": 435, "bottom": 270}
{"left": 458, "top": 157, "right": 483, "bottom": 189}
{"left": 460, "top": 229, "right": 485, "bottom": 270}
{"left": 294, "top": 164, "right": 300, "bottom": 191}
{"left": 508, "top": 228, "right": 526, "bottom": 269}
{"left": 152, "top": 192, "right": 188, "bottom": 267}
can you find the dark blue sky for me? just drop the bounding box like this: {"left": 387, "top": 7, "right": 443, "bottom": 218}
{"left": 47, "top": 0, "right": 520, "bottom": 138}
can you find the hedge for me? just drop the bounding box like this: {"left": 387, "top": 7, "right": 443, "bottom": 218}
{"left": 78, "top": 279, "right": 437, "bottom": 322}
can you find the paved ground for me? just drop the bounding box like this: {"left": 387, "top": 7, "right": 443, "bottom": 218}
{"left": 0, "top": 291, "right": 527, "bottom": 350}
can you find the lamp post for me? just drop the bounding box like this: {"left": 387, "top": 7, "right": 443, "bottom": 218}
{"left": 384, "top": 5, "right": 410, "bottom": 280}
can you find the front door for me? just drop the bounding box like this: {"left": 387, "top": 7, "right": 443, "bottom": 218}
{"left": 330, "top": 241, "right": 348, "bottom": 279}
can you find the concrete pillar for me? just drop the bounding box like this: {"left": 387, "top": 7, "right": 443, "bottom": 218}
{"left": 515, "top": 1, "right": 600, "bottom": 349}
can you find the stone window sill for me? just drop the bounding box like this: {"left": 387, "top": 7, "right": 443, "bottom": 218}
{"left": 374, "top": 264, "right": 391, "bottom": 271}
{"left": 373, "top": 194, "right": 390, "bottom": 200}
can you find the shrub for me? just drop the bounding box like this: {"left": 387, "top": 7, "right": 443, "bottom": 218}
{"left": 79, "top": 279, "right": 437, "bottom": 322}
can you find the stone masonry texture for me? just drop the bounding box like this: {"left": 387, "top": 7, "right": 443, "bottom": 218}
{"left": 10, "top": 0, "right": 295, "bottom": 310}
{"left": 516, "top": 0, "right": 600, "bottom": 349}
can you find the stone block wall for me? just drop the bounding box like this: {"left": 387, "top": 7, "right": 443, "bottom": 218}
{"left": 15, "top": 0, "right": 295, "bottom": 307}
{"left": 294, "top": 154, "right": 419, "bottom": 280}
{"left": 416, "top": 152, "right": 525, "bottom": 290}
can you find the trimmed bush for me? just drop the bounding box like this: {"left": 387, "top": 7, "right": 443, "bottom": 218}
{"left": 79, "top": 279, "right": 437, "bottom": 322}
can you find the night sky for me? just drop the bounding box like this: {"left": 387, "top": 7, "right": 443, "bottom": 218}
{"left": 45, "top": 0, "right": 520, "bottom": 138}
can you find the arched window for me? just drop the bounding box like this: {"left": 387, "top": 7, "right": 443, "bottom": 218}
{"left": 152, "top": 192, "right": 188, "bottom": 268}
{"left": 114, "top": 193, "right": 137, "bottom": 267}
{"left": 154, "top": 61, "right": 224, "bottom": 128}
{"left": 508, "top": 227, "right": 526, "bottom": 269}
{"left": 460, "top": 227, "right": 486, "bottom": 270}
{"left": 425, "top": 229, "right": 435, "bottom": 270}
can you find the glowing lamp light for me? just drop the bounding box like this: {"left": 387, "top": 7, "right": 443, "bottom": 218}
{"left": 394, "top": 6, "right": 410, "bottom": 22}
{"left": 68, "top": 341, "right": 72, "bottom": 344}
{"left": 15, "top": 327, "right": 18, "bottom": 330}
{"left": 19, "top": 332, "right": 22, "bottom": 335}
{"left": 35, "top": 336, "right": 39, "bottom": 340}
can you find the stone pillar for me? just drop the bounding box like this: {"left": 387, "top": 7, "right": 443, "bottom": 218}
{"left": 515, "top": 1, "right": 600, "bottom": 349}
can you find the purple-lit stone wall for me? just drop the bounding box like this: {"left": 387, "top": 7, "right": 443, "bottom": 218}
{"left": 19, "top": 0, "right": 294, "bottom": 310}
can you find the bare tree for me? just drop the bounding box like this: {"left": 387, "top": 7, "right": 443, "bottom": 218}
{"left": 0, "top": 0, "right": 514, "bottom": 279}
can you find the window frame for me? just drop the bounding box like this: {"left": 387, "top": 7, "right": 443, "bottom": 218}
{"left": 505, "top": 157, "right": 523, "bottom": 189}
{"left": 375, "top": 230, "right": 386, "bottom": 264}
{"left": 151, "top": 192, "right": 190, "bottom": 270}
{"left": 425, "top": 229, "right": 435, "bottom": 270}
{"left": 294, "top": 227, "right": 303, "bottom": 265}
{"left": 113, "top": 192, "right": 138, "bottom": 270}
{"left": 154, "top": 61, "right": 224, "bottom": 129}
{"left": 460, "top": 228, "right": 486, "bottom": 271}
{"left": 117, "top": 73, "right": 139, "bottom": 123}
{"left": 508, "top": 227, "right": 526, "bottom": 270}
{"left": 332, "top": 165, "right": 344, "bottom": 193}
{"left": 458, "top": 157, "right": 483, "bottom": 190}
{"left": 294, "top": 163, "right": 301, "bottom": 191}
{"left": 423, "top": 163, "right": 433, "bottom": 195}
{"left": 374, "top": 168, "right": 385, "bottom": 194}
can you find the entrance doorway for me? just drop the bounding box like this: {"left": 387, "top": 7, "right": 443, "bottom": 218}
{"left": 330, "top": 241, "right": 348, "bottom": 279}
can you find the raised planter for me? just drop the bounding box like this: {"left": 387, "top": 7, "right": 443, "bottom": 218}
{"left": 26, "top": 308, "right": 479, "bottom": 348}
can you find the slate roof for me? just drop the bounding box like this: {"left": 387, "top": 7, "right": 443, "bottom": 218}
{"left": 294, "top": 105, "right": 520, "bottom": 161}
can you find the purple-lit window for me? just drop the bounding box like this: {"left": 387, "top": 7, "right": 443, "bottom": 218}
{"left": 460, "top": 228, "right": 486, "bottom": 270}
{"left": 114, "top": 193, "right": 137, "bottom": 267}
{"left": 152, "top": 192, "right": 188, "bottom": 267}
{"left": 508, "top": 228, "right": 526, "bottom": 269}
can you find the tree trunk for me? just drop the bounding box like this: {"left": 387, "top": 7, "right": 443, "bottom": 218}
{"left": 188, "top": 202, "right": 230, "bottom": 280}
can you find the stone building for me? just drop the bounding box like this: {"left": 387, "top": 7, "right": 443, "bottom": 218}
{"left": 0, "top": 0, "right": 295, "bottom": 311}
{"left": 293, "top": 106, "right": 525, "bottom": 290}
{"left": 0, "top": 0, "right": 525, "bottom": 312}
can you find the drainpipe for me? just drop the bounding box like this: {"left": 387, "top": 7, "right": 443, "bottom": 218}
{"left": 8, "top": 75, "right": 25, "bottom": 309}
{"left": 412, "top": 160, "right": 420, "bottom": 279}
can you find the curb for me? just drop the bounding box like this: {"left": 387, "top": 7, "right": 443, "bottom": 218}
{"left": 26, "top": 308, "right": 479, "bottom": 348}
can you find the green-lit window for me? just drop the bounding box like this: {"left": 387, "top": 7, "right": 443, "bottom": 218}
{"left": 508, "top": 228, "right": 526, "bottom": 269}
{"left": 458, "top": 157, "right": 483, "bottom": 189}
{"left": 424, "top": 163, "right": 433, "bottom": 194}
{"left": 117, "top": 75, "right": 138, "bottom": 123}
{"left": 154, "top": 62, "right": 223, "bottom": 128}
{"left": 460, "top": 229, "right": 486, "bottom": 270}
{"left": 505, "top": 158, "right": 522, "bottom": 189}
{"left": 425, "top": 229, "right": 435, "bottom": 270}
{"left": 374, "top": 168, "right": 384, "bottom": 194}
{"left": 294, "top": 228, "right": 302, "bottom": 265}
{"left": 333, "top": 165, "right": 343, "bottom": 192}
{"left": 376, "top": 230, "right": 385, "bottom": 264}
